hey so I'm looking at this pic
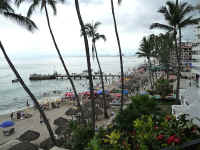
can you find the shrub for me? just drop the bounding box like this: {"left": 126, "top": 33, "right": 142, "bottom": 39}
{"left": 113, "top": 95, "right": 159, "bottom": 133}
{"left": 155, "top": 79, "right": 172, "bottom": 98}
{"left": 133, "top": 114, "right": 200, "bottom": 150}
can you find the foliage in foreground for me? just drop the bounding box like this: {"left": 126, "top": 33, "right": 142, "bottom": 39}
{"left": 86, "top": 95, "right": 200, "bottom": 150}
{"left": 155, "top": 79, "right": 173, "bottom": 98}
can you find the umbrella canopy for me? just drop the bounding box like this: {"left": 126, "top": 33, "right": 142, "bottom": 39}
{"left": 113, "top": 93, "right": 121, "bottom": 98}
{"left": 122, "top": 89, "right": 128, "bottom": 94}
{"left": 65, "top": 107, "right": 79, "bottom": 116}
{"left": 65, "top": 92, "right": 74, "bottom": 97}
{"left": 110, "top": 89, "right": 121, "bottom": 93}
{"left": 140, "top": 91, "right": 149, "bottom": 95}
{"left": 53, "top": 117, "right": 69, "bottom": 127}
{"left": 55, "top": 126, "right": 71, "bottom": 135}
{"left": 18, "top": 130, "right": 40, "bottom": 142}
{"left": 40, "top": 138, "right": 54, "bottom": 150}
{"left": 9, "top": 142, "right": 38, "bottom": 150}
{"left": 97, "top": 89, "right": 109, "bottom": 95}
{"left": 0, "top": 120, "right": 14, "bottom": 128}
{"left": 83, "top": 91, "right": 90, "bottom": 96}
{"left": 152, "top": 95, "right": 161, "bottom": 99}
{"left": 169, "top": 75, "right": 176, "bottom": 80}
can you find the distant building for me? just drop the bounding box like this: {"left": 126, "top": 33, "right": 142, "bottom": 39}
{"left": 170, "top": 41, "right": 193, "bottom": 70}
{"left": 192, "top": 23, "right": 200, "bottom": 74}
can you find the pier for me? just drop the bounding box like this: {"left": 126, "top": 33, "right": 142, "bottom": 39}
{"left": 56, "top": 74, "right": 121, "bottom": 80}
{"left": 29, "top": 73, "right": 121, "bottom": 81}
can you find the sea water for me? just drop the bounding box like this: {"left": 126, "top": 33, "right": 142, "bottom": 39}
{"left": 0, "top": 56, "right": 144, "bottom": 115}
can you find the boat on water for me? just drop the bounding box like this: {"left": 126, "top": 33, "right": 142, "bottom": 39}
{"left": 12, "top": 79, "right": 19, "bottom": 83}
{"left": 29, "top": 73, "right": 56, "bottom": 81}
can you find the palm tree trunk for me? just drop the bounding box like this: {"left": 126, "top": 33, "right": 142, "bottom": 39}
{"left": 0, "top": 41, "right": 57, "bottom": 145}
{"left": 147, "top": 57, "right": 153, "bottom": 88}
{"left": 43, "top": 4, "right": 83, "bottom": 116}
{"left": 75, "top": 0, "right": 95, "bottom": 130}
{"left": 174, "top": 29, "right": 180, "bottom": 104}
{"left": 93, "top": 43, "right": 109, "bottom": 119}
{"left": 111, "top": 0, "right": 124, "bottom": 112}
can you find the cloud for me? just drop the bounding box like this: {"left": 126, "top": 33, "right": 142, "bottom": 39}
{"left": 0, "top": 0, "right": 199, "bottom": 59}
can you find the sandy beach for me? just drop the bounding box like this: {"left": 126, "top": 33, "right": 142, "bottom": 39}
{"left": 0, "top": 102, "right": 74, "bottom": 145}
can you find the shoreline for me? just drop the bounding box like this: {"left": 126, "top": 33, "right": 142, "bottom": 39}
{"left": 0, "top": 62, "right": 144, "bottom": 117}
{"left": 0, "top": 64, "right": 147, "bottom": 147}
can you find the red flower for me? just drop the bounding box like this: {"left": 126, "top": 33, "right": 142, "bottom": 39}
{"left": 156, "top": 134, "right": 164, "bottom": 140}
{"left": 154, "top": 126, "right": 159, "bottom": 130}
{"left": 122, "top": 140, "right": 126, "bottom": 145}
{"left": 131, "top": 130, "right": 136, "bottom": 136}
{"left": 165, "top": 115, "right": 171, "bottom": 121}
{"left": 174, "top": 138, "right": 181, "bottom": 144}
{"left": 167, "top": 135, "right": 175, "bottom": 144}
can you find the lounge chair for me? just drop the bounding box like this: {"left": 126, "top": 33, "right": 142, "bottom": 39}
{"left": 3, "top": 128, "right": 15, "bottom": 136}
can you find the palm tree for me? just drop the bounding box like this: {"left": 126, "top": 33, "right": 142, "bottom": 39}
{"left": 136, "top": 36, "right": 154, "bottom": 88}
{"left": 156, "top": 33, "right": 174, "bottom": 79}
{"left": 0, "top": 0, "right": 58, "bottom": 145}
{"left": 150, "top": 0, "right": 199, "bottom": 103}
{"left": 177, "top": 1, "right": 200, "bottom": 62}
{"left": 83, "top": 21, "right": 109, "bottom": 119}
{"left": 74, "top": 0, "right": 96, "bottom": 131}
{"left": 15, "top": 0, "right": 84, "bottom": 120}
{"left": 111, "top": 0, "right": 124, "bottom": 112}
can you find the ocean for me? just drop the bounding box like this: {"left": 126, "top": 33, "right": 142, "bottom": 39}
{"left": 0, "top": 56, "right": 144, "bottom": 115}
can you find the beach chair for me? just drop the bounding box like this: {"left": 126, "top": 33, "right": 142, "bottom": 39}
{"left": 3, "top": 128, "right": 15, "bottom": 136}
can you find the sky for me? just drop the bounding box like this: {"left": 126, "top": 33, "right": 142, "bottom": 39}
{"left": 0, "top": 0, "right": 199, "bottom": 59}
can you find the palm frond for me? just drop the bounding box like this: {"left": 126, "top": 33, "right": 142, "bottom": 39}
{"left": 27, "top": 1, "right": 39, "bottom": 18}
{"left": 158, "top": 6, "right": 167, "bottom": 14}
{"left": 14, "top": 0, "right": 26, "bottom": 7}
{"left": 179, "top": 17, "right": 200, "bottom": 28}
{"left": 136, "top": 52, "right": 146, "bottom": 58}
{"left": 94, "top": 21, "right": 101, "bottom": 29}
{"left": 0, "top": 0, "right": 14, "bottom": 13}
{"left": 57, "top": 0, "right": 65, "bottom": 4}
{"left": 150, "top": 23, "right": 174, "bottom": 31}
{"left": 179, "top": 3, "right": 194, "bottom": 20}
{"left": 118, "top": 0, "right": 122, "bottom": 5}
{"left": 94, "top": 33, "right": 106, "bottom": 42}
{"left": 83, "top": 23, "right": 93, "bottom": 38}
{"left": 3, "top": 12, "right": 38, "bottom": 32}
{"left": 48, "top": 0, "right": 57, "bottom": 15}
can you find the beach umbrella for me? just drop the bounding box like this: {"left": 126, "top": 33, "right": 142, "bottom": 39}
{"left": 55, "top": 126, "right": 71, "bottom": 135}
{"left": 65, "top": 92, "right": 74, "bottom": 97}
{"left": 97, "top": 90, "right": 109, "bottom": 95}
{"left": 0, "top": 120, "right": 14, "bottom": 128}
{"left": 53, "top": 117, "right": 69, "bottom": 127}
{"left": 113, "top": 93, "right": 121, "bottom": 98}
{"left": 40, "top": 138, "right": 54, "bottom": 150}
{"left": 122, "top": 89, "right": 128, "bottom": 94}
{"left": 83, "top": 91, "right": 90, "bottom": 96}
{"left": 140, "top": 91, "right": 149, "bottom": 95}
{"left": 65, "top": 107, "right": 78, "bottom": 116}
{"left": 18, "top": 130, "right": 40, "bottom": 142}
{"left": 152, "top": 95, "right": 161, "bottom": 100}
{"left": 9, "top": 142, "right": 38, "bottom": 150}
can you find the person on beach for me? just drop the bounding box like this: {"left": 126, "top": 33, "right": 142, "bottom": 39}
{"left": 40, "top": 114, "right": 43, "bottom": 124}
{"left": 10, "top": 112, "right": 14, "bottom": 120}
{"left": 26, "top": 99, "right": 30, "bottom": 107}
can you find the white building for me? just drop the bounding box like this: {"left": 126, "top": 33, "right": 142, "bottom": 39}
{"left": 192, "top": 23, "right": 200, "bottom": 74}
